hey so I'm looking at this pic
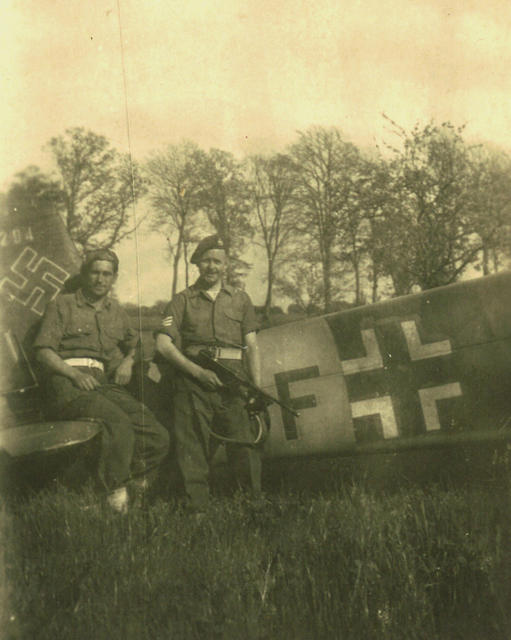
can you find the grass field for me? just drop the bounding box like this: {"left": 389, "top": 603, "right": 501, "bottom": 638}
{"left": 1, "top": 452, "right": 511, "bottom": 640}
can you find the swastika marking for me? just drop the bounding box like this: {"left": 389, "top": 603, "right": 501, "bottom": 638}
{"left": 350, "top": 396, "right": 398, "bottom": 439}
{"left": 418, "top": 383, "right": 462, "bottom": 431}
{"left": 0, "top": 247, "right": 69, "bottom": 316}
{"left": 401, "top": 320, "right": 452, "bottom": 361}
{"left": 341, "top": 329, "right": 383, "bottom": 375}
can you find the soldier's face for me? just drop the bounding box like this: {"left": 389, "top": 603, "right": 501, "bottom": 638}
{"left": 197, "top": 249, "right": 227, "bottom": 287}
{"left": 83, "top": 260, "right": 117, "bottom": 300}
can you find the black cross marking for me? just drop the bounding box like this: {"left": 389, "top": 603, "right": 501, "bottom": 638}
{"left": 326, "top": 316, "right": 463, "bottom": 442}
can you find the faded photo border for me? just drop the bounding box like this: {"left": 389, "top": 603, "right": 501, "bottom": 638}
{"left": 2, "top": 1, "right": 511, "bottom": 638}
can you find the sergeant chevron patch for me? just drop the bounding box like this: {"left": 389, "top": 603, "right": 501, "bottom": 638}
{"left": 162, "top": 316, "right": 173, "bottom": 327}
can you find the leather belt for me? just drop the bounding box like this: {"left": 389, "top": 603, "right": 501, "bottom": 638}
{"left": 64, "top": 357, "right": 105, "bottom": 371}
{"left": 185, "top": 345, "right": 243, "bottom": 360}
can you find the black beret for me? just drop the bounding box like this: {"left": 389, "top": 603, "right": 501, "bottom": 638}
{"left": 80, "top": 248, "right": 119, "bottom": 274}
{"left": 190, "top": 235, "right": 226, "bottom": 264}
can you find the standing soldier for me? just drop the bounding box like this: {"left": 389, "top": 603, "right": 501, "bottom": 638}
{"left": 33, "top": 249, "right": 169, "bottom": 512}
{"left": 155, "top": 235, "right": 262, "bottom": 511}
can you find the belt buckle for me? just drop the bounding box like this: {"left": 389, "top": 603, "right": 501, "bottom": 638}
{"left": 212, "top": 347, "right": 221, "bottom": 360}
{"left": 86, "top": 358, "right": 102, "bottom": 370}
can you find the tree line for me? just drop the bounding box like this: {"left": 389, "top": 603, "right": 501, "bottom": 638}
{"left": 4, "top": 120, "right": 511, "bottom": 317}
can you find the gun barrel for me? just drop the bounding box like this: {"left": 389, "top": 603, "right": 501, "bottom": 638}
{"left": 256, "top": 388, "right": 300, "bottom": 417}
{"left": 198, "top": 351, "right": 300, "bottom": 417}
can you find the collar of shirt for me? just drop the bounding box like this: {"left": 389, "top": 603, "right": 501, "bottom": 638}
{"left": 188, "top": 280, "right": 235, "bottom": 301}
{"left": 75, "top": 288, "right": 112, "bottom": 311}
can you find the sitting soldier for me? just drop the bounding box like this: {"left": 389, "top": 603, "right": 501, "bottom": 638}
{"left": 33, "top": 249, "right": 169, "bottom": 512}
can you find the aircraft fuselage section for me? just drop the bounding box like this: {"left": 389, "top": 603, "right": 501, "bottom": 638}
{"left": 259, "top": 316, "right": 353, "bottom": 457}
{"left": 258, "top": 272, "right": 511, "bottom": 458}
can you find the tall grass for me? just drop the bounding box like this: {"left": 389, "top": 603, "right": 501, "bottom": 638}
{"left": 1, "top": 471, "right": 510, "bottom": 640}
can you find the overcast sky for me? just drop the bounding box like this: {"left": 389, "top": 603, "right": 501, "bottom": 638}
{"left": 2, "top": 0, "right": 511, "bottom": 305}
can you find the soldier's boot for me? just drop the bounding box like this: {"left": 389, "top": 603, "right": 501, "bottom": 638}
{"left": 106, "top": 486, "right": 129, "bottom": 514}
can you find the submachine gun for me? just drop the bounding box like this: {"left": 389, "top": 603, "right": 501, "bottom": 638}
{"left": 196, "top": 349, "right": 300, "bottom": 446}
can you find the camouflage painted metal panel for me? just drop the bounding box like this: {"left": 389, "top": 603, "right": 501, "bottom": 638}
{"left": 258, "top": 272, "right": 511, "bottom": 458}
{"left": 258, "top": 316, "right": 351, "bottom": 458}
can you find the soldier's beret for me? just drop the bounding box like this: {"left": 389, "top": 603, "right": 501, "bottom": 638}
{"left": 190, "top": 235, "right": 226, "bottom": 264}
{"left": 80, "top": 248, "right": 119, "bottom": 274}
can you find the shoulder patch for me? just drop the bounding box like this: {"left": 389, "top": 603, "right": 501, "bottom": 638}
{"left": 161, "top": 315, "right": 174, "bottom": 327}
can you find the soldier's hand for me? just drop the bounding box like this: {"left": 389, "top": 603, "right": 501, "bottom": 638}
{"left": 196, "top": 368, "right": 223, "bottom": 390}
{"left": 70, "top": 370, "right": 101, "bottom": 391}
{"left": 114, "top": 360, "right": 134, "bottom": 386}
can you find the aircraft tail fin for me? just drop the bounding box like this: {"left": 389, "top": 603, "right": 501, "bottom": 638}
{"left": 0, "top": 205, "right": 80, "bottom": 396}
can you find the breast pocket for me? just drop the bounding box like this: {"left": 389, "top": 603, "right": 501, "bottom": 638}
{"left": 64, "top": 319, "right": 94, "bottom": 338}
{"left": 102, "top": 321, "right": 125, "bottom": 348}
{"left": 222, "top": 309, "right": 244, "bottom": 343}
